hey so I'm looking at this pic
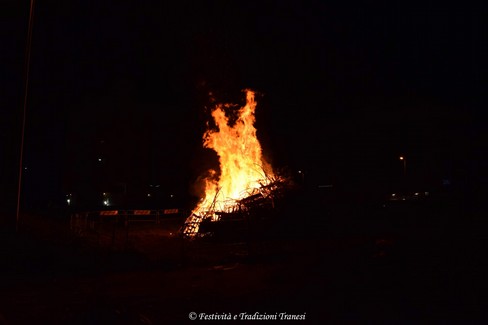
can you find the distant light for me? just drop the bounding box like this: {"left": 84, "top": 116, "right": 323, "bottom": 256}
{"left": 66, "top": 199, "right": 71, "bottom": 205}
{"left": 298, "top": 170, "right": 302, "bottom": 174}
{"left": 24, "top": 167, "right": 28, "bottom": 170}
{"left": 391, "top": 193, "right": 396, "bottom": 197}
{"left": 103, "top": 200, "right": 109, "bottom": 206}
{"left": 147, "top": 193, "right": 151, "bottom": 197}
{"left": 170, "top": 194, "right": 174, "bottom": 198}
{"left": 399, "top": 156, "right": 404, "bottom": 160}
{"left": 98, "top": 158, "right": 102, "bottom": 162}
{"left": 414, "top": 192, "right": 419, "bottom": 196}
{"left": 425, "top": 191, "right": 429, "bottom": 196}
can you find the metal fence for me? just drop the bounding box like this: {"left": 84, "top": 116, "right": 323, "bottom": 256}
{"left": 69, "top": 208, "right": 187, "bottom": 246}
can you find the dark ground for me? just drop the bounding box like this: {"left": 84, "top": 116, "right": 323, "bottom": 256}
{"left": 1, "top": 187, "right": 487, "bottom": 324}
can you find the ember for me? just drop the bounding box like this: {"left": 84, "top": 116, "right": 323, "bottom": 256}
{"left": 182, "top": 90, "right": 287, "bottom": 238}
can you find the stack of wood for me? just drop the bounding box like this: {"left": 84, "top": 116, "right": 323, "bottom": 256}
{"left": 181, "top": 174, "right": 292, "bottom": 240}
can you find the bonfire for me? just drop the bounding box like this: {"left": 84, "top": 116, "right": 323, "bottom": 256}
{"left": 182, "top": 90, "right": 287, "bottom": 238}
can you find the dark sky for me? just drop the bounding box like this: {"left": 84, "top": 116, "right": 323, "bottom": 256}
{"left": 1, "top": 0, "right": 486, "bottom": 211}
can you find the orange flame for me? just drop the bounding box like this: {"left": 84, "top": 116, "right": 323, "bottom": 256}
{"left": 184, "top": 89, "right": 274, "bottom": 236}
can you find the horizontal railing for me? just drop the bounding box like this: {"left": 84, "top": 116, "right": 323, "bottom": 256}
{"left": 69, "top": 208, "right": 186, "bottom": 232}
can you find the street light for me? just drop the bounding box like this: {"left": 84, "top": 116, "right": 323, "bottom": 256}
{"left": 399, "top": 156, "right": 406, "bottom": 177}
{"left": 298, "top": 170, "right": 305, "bottom": 186}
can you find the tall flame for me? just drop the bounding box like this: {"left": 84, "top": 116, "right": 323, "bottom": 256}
{"left": 184, "top": 89, "right": 274, "bottom": 236}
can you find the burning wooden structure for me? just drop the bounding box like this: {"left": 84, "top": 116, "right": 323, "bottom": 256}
{"left": 182, "top": 174, "right": 290, "bottom": 239}
{"left": 180, "top": 89, "right": 291, "bottom": 240}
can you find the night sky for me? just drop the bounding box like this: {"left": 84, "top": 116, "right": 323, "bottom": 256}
{"left": 1, "top": 0, "right": 486, "bottom": 213}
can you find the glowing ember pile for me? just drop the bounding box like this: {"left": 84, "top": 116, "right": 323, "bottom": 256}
{"left": 183, "top": 89, "right": 282, "bottom": 238}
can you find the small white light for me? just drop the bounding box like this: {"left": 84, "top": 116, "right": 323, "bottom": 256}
{"left": 147, "top": 193, "right": 151, "bottom": 197}
{"left": 170, "top": 194, "right": 174, "bottom": 198}
{"left": 67, "top": 199, "right": 71, "bottom": 205}
{"left": 414, "top": 192, "right": 419, "bottom": 196}
{"left": 98, "top": 158, "right": 102, "bottom": 162}
{"left": 391, "top": 193, "right": 396, "bottom": 197}
{"left": 103, "top": 200, "right": 109, "bottom": 206}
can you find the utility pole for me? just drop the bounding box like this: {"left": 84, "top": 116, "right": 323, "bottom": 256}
{"left": 17, "top": 0, "right": 36, "bottom": 232}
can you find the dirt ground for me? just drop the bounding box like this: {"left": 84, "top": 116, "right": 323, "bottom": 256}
{"left": 1, "top": 200, "right": 487, "bottom": 324}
